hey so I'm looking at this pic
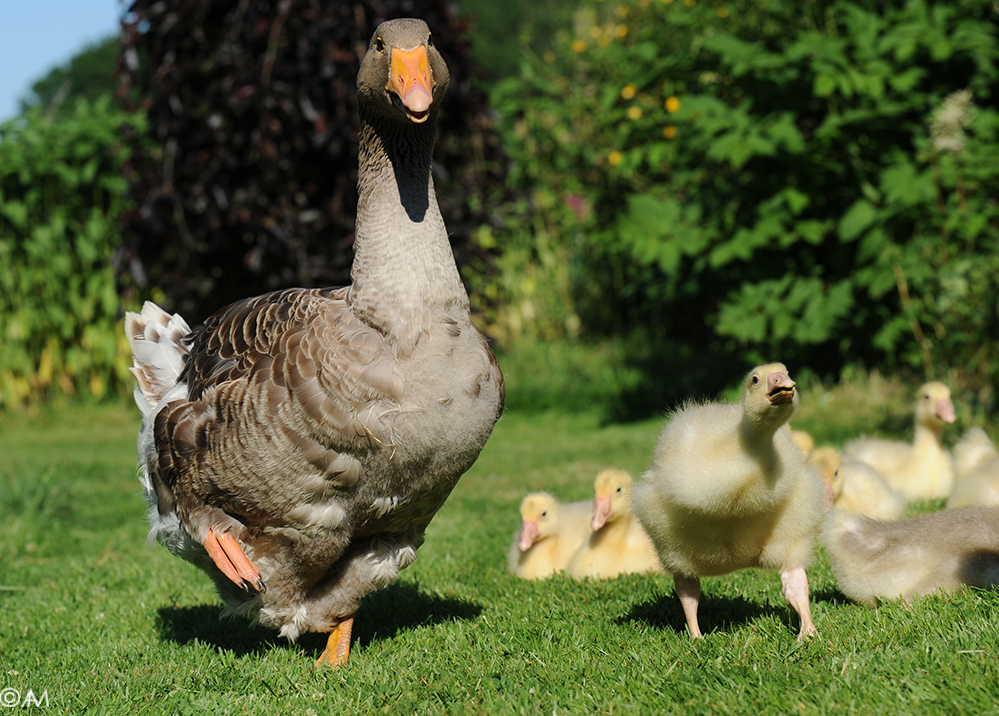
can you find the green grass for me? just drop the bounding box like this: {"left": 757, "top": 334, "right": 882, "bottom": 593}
{"left": 1, "top": 389, "right": 998, "bottom": 714}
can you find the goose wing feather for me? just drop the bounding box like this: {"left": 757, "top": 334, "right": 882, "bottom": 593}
{"left": 151, "top": 286, "right": 403, "bottom": 545}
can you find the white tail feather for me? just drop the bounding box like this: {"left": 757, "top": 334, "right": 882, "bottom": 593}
{"left": 125, "top": 301, "right": 191, "bottom": 410}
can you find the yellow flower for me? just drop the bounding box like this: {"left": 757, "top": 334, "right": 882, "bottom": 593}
{"left": 608, "top": 150, "right": 623, "bottom": 165}
{"left": 628, "top": 106, "right": 643, "bottom": 120}
{"left": 571, "top": 39, "right": 587, "bottom": 53}
{"left": 685, "top": 0, "right": 696, "bottom": 6}
{"left": 663, "top": 125, "right": 677, "bottom": 139}
{"left": 621, "top": 83, "right": 637, "bottom": 100}
{"left": 543, "top": 51, "right": 555, "bottom": 64}
{"left": 616, "top": 24, "right": 629, "bottom": 38}
{"left": 665, "top": 96, "right": 681, "bottom": 113}
{"left": 717, "top": 6, "right": 729, "bottom": 17}
{"left": 589, "top": 26, "right": 603, "bottom": 39}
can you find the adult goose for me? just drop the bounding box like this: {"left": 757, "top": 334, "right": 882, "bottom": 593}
{"left": 125, "top": 18, "right": 504, "bottom": 667}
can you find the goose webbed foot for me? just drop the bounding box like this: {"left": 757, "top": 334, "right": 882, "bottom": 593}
{"left": 203, "top": 525, "right": 264, "bottom": 592}
{"left": 315, "top": 615, "right": 355, "bottom": 667}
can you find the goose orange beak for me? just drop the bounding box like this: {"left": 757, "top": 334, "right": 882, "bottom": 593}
{"left": 388, "top": 45, "right": 434, "bottom": 122}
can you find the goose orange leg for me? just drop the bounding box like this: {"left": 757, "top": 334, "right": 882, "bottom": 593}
{"left": 315, "top": 615, "right": 355, "bottom": 667}
{"left": 203, "top": 526, "right": 264, "bottom": 591}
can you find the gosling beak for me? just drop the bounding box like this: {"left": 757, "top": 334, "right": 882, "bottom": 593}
{"left": 936, "top": 398, "right": 956, "bottom": 424}
{"left": 591, "top": 495, "right": 613, "bottom": 531}
{"left": 387, "top": 45, "right": 434, "bottom": 123}
{"left": 518, "top": 520, "right": 539, "bottom": 552}
{"left": 767, "top": 371, "right": 796, "bottom": 406}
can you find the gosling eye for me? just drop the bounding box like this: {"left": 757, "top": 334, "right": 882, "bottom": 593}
{"left": 616, "top": 487, "right": 622, "bottom": 493}
{"left": 541, "top": 511, "right": 547, "bottom": 518}
{"left": 752, "top": 375, "right": 760, "bottom": 385}
{"left": 375, "top": 36, "right": 385, "bottom": 52}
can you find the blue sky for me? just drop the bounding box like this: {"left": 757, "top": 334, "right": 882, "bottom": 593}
{"left": 0, "top": 1, "right": 122, "bottom": 122}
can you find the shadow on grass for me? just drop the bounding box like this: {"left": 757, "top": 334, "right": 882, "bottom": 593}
{"left": 156, "top": 581, "right": 482, "bottom": 659}
{"left": 812, "top": 587, "right": 852, "bottom": 606}
{"left": 620, "top": 591, "right": 786, "bottom": 637}
{"left": 157, "top": 604, "right": 283, "bottom": 657}
{"left": 353, "top": 581, "right": 482, "bottom": 642}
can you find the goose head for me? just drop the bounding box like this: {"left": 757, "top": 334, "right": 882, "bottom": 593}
{"left": 517, "top": 492, "right": 559, "bottom": 551}
{"left": 742, "top": 362, "right": 797, "bottom": 430}
{"left": 591, "top": 469, "right": 633, "bottom": 531}
{"left": 915, "top": 381, "right": 956, "bottom": 429}
{"left": 809, "top": 445, "right": 842, "bottom": 483}
{"left": 357, "top": 18, "right": 450, "bottom": 124}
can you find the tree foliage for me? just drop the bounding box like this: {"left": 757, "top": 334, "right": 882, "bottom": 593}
{"left": 490, "top": 0, "right": 999, "bottom": 412}
{"left": 117, "top": 0, "right": 509, "bottom": 325}
{"left": 0, "top": 100, "right": 140, "bottom": 409}
{"left": 458, "top": 0, "right": 579, "bottom": 83}
{"left": 20, "top": 35, "right": 120, "bottom": 118}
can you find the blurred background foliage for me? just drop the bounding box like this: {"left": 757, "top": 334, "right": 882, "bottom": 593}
{"left": 483, "top": 0, "right": 999, "bottom": 418}
{"left": 0, "top": 0, "right": 997, "bottom": 421}
{"left": 0, "top": 98, "right": 140, "bottom": 409}
{"left": 19, "top": 34, "right": 120, "bottom": 121}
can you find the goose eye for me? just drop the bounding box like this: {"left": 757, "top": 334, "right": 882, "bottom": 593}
{"left": 375, "top": 37, "right": 385, "bottom": 52}
{"left": 427, "top": 32, "right": 434, "bottom": 47}
{"left": 752, "top": 375, "right": 760, "bottom": 385}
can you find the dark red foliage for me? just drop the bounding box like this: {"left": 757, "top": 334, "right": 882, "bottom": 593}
{"left": 116, "top": 0, "right": 507, "bottom": 324}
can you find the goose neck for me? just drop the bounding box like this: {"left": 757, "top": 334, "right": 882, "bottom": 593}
{"left": 349, "top": 111, "right": 468, "bottom": 334}
{"left": 913, "top": 420, "right": 944, "bottom": 450}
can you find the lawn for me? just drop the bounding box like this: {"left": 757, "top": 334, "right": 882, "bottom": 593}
{"left": 1, "top": 385, "right": 997, "bottom": 714}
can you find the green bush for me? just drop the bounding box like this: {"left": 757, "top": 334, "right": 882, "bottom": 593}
{"left": 489, "top": 0, "right": 999, "bottom": 404}
{"left": 0, "top": 99, "right": 141, "bottom": 409}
